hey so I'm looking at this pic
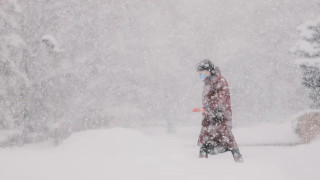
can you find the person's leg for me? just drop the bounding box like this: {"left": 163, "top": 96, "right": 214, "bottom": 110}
{"left": 199, "top": 144, "right": 208, "bottom": 158}
{"left": 226, "top": 130, "right": 244, "bottom": 162}
{"left": 230, "top": 148, "right": 243, "bottom": 162}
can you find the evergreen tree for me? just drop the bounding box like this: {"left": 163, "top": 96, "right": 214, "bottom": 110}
{"left": 293, "top": 17, "right": 320, "bottom": 108}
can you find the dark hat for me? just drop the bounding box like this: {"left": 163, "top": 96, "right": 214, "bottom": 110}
{"left": 197, "top": 59, "right": 216, "bottom": 74}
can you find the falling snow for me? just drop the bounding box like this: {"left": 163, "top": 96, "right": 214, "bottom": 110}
{"left": 1, "top": 0, "right": 320, "bottom": 179}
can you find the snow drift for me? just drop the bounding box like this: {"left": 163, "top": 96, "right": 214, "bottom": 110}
{"left": 0, "top": 126, "right": 319, "bottom": 180}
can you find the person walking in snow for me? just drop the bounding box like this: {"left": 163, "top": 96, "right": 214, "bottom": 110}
{"left": 193, "top": 59, "right": 243, "bottom": 162}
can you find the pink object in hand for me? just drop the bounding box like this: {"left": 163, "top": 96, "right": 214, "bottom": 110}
{"left": 192, "top": 108, "right": 201, "bottom": 112}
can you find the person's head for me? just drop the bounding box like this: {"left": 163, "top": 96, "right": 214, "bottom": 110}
{"left": 197, "top": 59, "right": 216, "bottom": 80}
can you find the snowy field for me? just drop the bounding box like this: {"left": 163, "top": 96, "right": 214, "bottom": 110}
{"left": 0, "top": 124, "right": 319, "bottom": 180}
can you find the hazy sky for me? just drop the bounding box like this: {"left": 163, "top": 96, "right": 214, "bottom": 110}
{"left": 15, "top": 0, "right": 320, "bottom": 127}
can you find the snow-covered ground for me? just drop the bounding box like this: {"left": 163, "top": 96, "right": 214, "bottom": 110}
{"left": 0, "top": 124, "right": 319, "bottom": 180}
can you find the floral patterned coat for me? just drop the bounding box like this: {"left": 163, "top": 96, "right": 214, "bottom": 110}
{"left": 198, "top": 68, "right": 238, "bottom": 150}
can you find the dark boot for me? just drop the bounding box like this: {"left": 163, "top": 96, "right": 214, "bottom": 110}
{"left": 231, "top": 148, "right": 243, "bottom": 163}
{"left": 199, "top": 146, "right": 208, "bottom": 158}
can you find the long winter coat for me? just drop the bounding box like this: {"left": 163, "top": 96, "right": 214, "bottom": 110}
{"left": 198, "top": 68, "right": 238, "bottom": 150}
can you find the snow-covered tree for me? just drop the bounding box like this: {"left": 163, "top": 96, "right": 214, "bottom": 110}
{"left": 0, "top": 1, "right": 78, "bottom": 144}
{"left": 292, "top": 17, "right": 320, "bottom": 108}
{"left": 0, "top": 0, "right": 28, "bottom": 130}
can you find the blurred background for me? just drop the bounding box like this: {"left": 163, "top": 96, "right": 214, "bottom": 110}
{"left": 1, "top": 0, "right": 320, "bottom": 145}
